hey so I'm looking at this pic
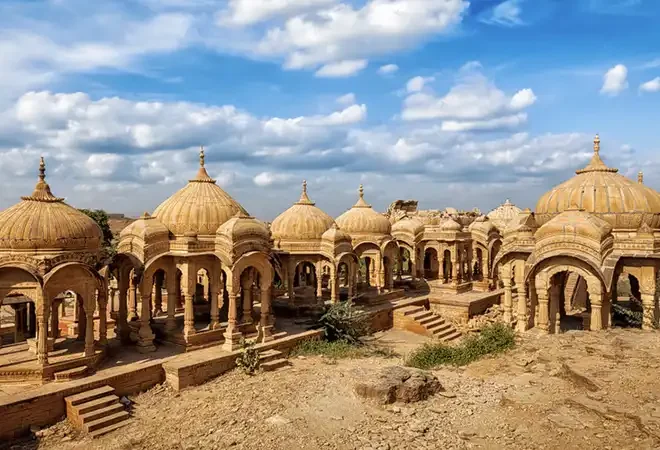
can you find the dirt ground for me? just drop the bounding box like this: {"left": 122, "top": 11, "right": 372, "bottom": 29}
{"left": 11, "top": 328, "right": 660, "bottom": 450}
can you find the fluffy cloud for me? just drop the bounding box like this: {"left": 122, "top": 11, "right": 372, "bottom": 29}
{"left": 336, "top": 93, "right": 356, "bottom": 105}
{"left": 218, "top": 0, "right": 337, "bottom": 26}
{"left": 253, "top": 0, "right": 469, "bottom": 71}
{"left": 639, "top": 77, "right": 660, "bottom": 93}
{"left": 378, "top": 64, "right": 399, "bottom": 75}
{"left": 601, "top": 64, "right": 628, "bottom": 95}
{"left": 480, "top": 0, "right": 525, "bottom": 27}
{"left": 253, "top": 171, "right": 293, "bottom": 186}
{"left": 401, "top": 63, "right": 537, "bottom": 131}
{"left": 315, "top": 59, "right": 368, "bottom": 77}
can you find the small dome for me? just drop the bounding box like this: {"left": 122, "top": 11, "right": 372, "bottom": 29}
{"left": 153, "top": 148, "right": 248, "bottom": 236}
{"left": 439, "top": 217, "right": 462, "bottom": 232}
{"left": 271, "top": 181, "right": 334, "bottom": 241}
{"left": 469, "top": 215, "right": 496, "bottom": 234}
{"left": 0, "top": 158, "right": 102, "bottom": 252}
{"left": 335, "top": 185, "right": 392, "bottom": 236}
{"left": 217, "top": 211, "right": 270, "bottom": 242}
{"left": 535, "top": 135, "right": 660, "bottom": 229}
{"left": 487, "top": 199, "right": 522, "bottom": 230}
{"left": 536, "top": 208, "right": 613, "bottom": 242}
{"left": 322, "top": 222, "right": 352, "bottom": 243}
{"left": 119, "top": 212, "right": 170, "bottom": 242}
{"left": 391, "top": 216, "right": 425, "bottom": 235}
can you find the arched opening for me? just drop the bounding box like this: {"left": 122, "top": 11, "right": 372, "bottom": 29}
{"left": 548, "top": 271, "right": 591, "bottom": 333}
{"left": 359, "top": 257, "right": 372, "bottom": 288}
{"left": 238, "top": 267, "right": 260, "bottom": 326}
{"left": 383, "top": 256, "right": 393, "bottom": 290}
{"left": 474, "top": 248, "right": 484, "bottom": 281}
{"left": 293, "top": 261, "right": 317, "bottom": 301}
{"left": 442, "top": 249, "right": 452, "bottom": 282}
{"left": 399, "top": 247, "right": 412, "bottom": 277}
{"left": 424, "top": 248, "right": 439, "bottom": 280}
{"left": 612, "top": 273, "right": 643, "bottom": 328}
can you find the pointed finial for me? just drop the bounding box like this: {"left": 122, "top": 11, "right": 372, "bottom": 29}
{"left": 638, "top": 171, "right": 644, "bottom": 184}
{"left": 302, "top": 179, "right": 307, "bottom": 195}
{"left": 199, "top": 146, "right": 205, "bottom": 167}
{"left": 593, "top": 134, "right": 600, "bottom": 155}
{"left": 39, "top": 156, "right": 46, "bottom": 181}
{"left": 359, "top": 184, "right": 364, "bottom": 199}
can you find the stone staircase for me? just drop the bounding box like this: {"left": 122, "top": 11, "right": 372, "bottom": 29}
{"left": 393, "top": 305, "right": 462, "bottom": 342}
{"left": 259, "top": 349, "right": 291, "bottom": 372}
{"left": 54, "top": 365, "right": 90, "bottom": 382}
{"left": 65, "top": 385, "right": 132, "bottom": 438}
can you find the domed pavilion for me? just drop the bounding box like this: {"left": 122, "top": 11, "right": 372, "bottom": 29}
{"left": 495, "top": 135, "right": 660, "bottom": 333}
{"left": 0, "top": 158, "right": 106, "bottom": 380}
{"left": 336, "top": 185, "right": 398, "bottom": 293}
{"left": 271, "top": 181, "right": 357, "bottom": 306}
{"left": 114, "top": 149, "right": 274, "bottom": 352}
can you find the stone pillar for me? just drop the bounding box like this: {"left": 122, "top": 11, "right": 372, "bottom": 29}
{"left": 590, "top": 290, "right": 603, "bottom": 331}
{"left": 451, "top": 259, "right": 458, "bottom": 283}
{"left": 517, "top": 282, "right": 528, "bottom": 332}
{"left": 117, "top": 283, "right": 131, "bottom": 343}
{"left": 98, "top": 292, "right": 108, "bottom": 346}
{"left": 259, "top": 288, "right": 274, "bottom": 343}
{"left": 137, "top": 289, "right": 156, "bottom": 353}
{"left": 154, "top": 272, "right": 164, "bottom": 317}
{"left": 223, "top": 291, "right": 243, "bottom": 351}
{"left": 316, "top": 266, "right": 323, "bottom": 300}
{"left": 330, "top": 271, "right": 338, "bottom": 304}
{"left": 641, "top": 293, "right": 657, "bottom": 331}
{"left": 77, "top": 298, "right": 86, "bottom": 342}
{"left": 550, "top": 284, "right": 561, "bottom": 334}
{"left": 536, "top": 282, "right": 550, "bottom": 334}
{"left": 84, "top": 309, "right": 95, "bottom": 357}
{"left": 109, "top": 288, "right": 116, "bottom": 317}
{"left": 128, "top": 277, "right": 137, "bottom": 321}
{"left": 36, "top": 299, "right": 49, "bottom": 365}
{"left": 241, "top": 278, "right": 253, "bottom": 325}
{"left": 183, "top": 294, "right": 196, "bottom": 338}
{"left": 210, "top": 283, "right": 220, "bottom": 330}
{"left": 502, "top": 277, "right": 513, "bottom": 323}
{"left": 165, "top": 278, "right": 177, "bottom": 333}
{"left": 49, "top": 300, "right": 60, "bottom": 339}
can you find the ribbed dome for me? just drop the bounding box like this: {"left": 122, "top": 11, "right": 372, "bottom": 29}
{"left": 487, "top": 199, "right": 522, "bottom": 230}
{"left": 0, "top": 158, "right": 102, "bottom": 252}
{"left": 536, "top": 208, "right": 613, "bottom": 242}
{"left": 119, "top": 212, "right": 170, "bottom": 241}
{"left": 536, "top": 135, "right": 660, "bottom": 229}
{"left": 217, "top": 211, "right": 270, "bottom": 242}
{"left": 153, "top": 149, "right": 248, "bottom": 236}
{"left": 439, "top": 217, "right": 462, "bottom": 232}
{"left": 469, "top": 215, "right": 496, "bottom": 234}
{"left": 322, "top": 222, "right": 352, "bottom": 243}
{"left": 336, "top": 185, "right": 391, "bottom": 236}
{"left": 392, "top": 216, "right": 424, "bottom": 235}
{"left": 271, "top": 181, "right": 334, "bottom": 241}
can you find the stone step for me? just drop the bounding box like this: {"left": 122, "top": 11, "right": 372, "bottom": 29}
{"left": 84, "top": 410, "right": 130, "bottom": 433}
{"left": 261, "top": 358, "right": 290, "bottom": 372}
{"left": 65, "top": 385, "right": 115, "bottom": 407}
{"left": 259, "top": 349, "right": 283, "bottom": 364}
{"left": 79, "top": 403, "right": 125, "bottom": 425}
{"left": 89, "top": 418, "right": 133, "bottom": 439}
{"left": 442, "top": 331, "right": 462, "bottom": 342}
{"left": 409, "top": 310, "right": 433, "bottom": 321}
{"left": 401, "top": 306, "right": 425, "bottom": 316}
{"left": 76, "top": 394, "right": 120, "bottom": 416}
{"left": 54, "top": 366, "right": 89, "bottom": 382}
{"left": 422, "top": 316, "right": 446, "bottom": 328}
{"left": 434, "top": 327, "right": 459, "bottom": 340}
{"left": 272, "top": 331, "right": 288, "bottom": 340}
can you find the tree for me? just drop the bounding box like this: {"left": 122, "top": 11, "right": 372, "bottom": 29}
{"left": 79, "top": 209, "right": 115, "bottom": 259}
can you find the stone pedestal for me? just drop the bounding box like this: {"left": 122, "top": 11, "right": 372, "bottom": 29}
{"left": 222, "top": 329, "right": 243, "bottom": 351}
{"left": 27, "top": 337, "right": 55, "bottom": 354}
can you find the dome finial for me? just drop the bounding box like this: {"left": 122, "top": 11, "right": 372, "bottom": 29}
{"left": 21, "top": 156, "right": 63, "bottom": 202}
{"left": 638, "top": 171, "right": 644, "bottom": 184}
{"left": 199, "top": 146, "right": 205, "bottom": 168}
{"left": 302, "top": 179, "right": 307, "bottom": 194}
{"left": 295, "top": 179, "right": 314, "bottom": 205}
{"left": 39, "top": 156, "right": 46, "bottom": 182}
{"left": 576, "top": 133, "right": 618, "bottom": 174}
{"left": 594, "top": 134, "right": 600, "bottom": 155}
{"left": 190, "top": 146, "right": 216, "bottom": 183}
{"left": 359, "top": 184, "right": 364, "bottom": 199}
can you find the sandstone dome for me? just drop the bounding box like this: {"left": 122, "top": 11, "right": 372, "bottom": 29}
{"left": 536, "top": 208, "right": 613, "bottom": 242}
{"left": 439, "top": 217, "right": 462, "bottom": 232}
{"left": 216, "top": 211, "right": 271, "bottom": 242}
{"left": 535, "top": 135, "right": 660, "bottom": 229}
{"left": 152, "top": 149, "right": 248, "bottom": 236}
{"left": 119, "top": 212, "right": 170, "bottom": 242}
{"left": 487, "top": 199, "right": 522, "bottom": 230}
{"left": 271, "top": 181, "right": 335, "bottom": 241}
{"left": 391, "top": 216, "right": 425, "bottom": 236}
{"left": 0, "top": 158, "right": 102, "bottom": 252}
{"left": 335, "top": 185, "right": 391, "bottom": 236}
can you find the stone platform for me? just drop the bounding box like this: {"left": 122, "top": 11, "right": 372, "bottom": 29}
{"left": 428, "top": 289, "right": 503, "bottom": 323}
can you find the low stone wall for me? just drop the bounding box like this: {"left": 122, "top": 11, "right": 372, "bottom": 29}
{"left": 0, "top": 361, "right": 165, "bottom": 441}
{"left": 163, "top": 330, "right": 323, "bottom": 391}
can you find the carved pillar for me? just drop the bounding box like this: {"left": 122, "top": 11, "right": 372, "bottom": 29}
{"left": 98, "top": 290, "right": 108, "bottom": 346}
{"left": 165, "top": 274, "right": 177, "bottom": 333}
{"left": 535, "top": 279, "right": 549, "bottom": 334}
{"left": 549, "top": 284, "right": 561, "bottom": 334}
{"left": 128, "top": 276, "right": 137, "bottom": 321}
{"left": 241, "top": 276, "right": 253, "bottom": 325}
{"left": 116, "top": 279, "right": 131, "bottom": 343}
{"left": 137, "top": 288, "right": 156, "bottom": 353}
{"left": 330, "top": 269, "right": 338, "bottom": 304}
{"left": 590, "top": 289, "right": 603, "bottom": 331}
{"left": 36, "top": 297, "right": 49, "bottom": 365}
{"left": 210, "top": 281, "right": 220, "bottom": 330}
{"left": 502, "top": 276, "right": 513, "bottom": 324}
{"left": 154, "top": 272, "right": 164, "bottom": 316}
{"left": 260, "top": 288, "right": 274, "bottom": 342}
{"left": 84, "top": 308, "right": 95, "bottom": 357}
{"left": 77, "top": 296, "right": 86, "bottom": 342}
{"left": 183, "top": 294, "right": 195, "bottom": 338}
{"left": 223, "top": 291, "right": 243, "bottom": 351}
{"left": 641, "top": 293, "right": 657, "bottom": 331}
{"left": 517, "top": 281, "right": 528, "bottom": 332}
{"left": 316, "top": 265, "right": 323, "bottom": 301}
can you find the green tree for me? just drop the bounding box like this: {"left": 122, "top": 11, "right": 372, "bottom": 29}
{"left": 79, "top": 209, "right": 116, "bottom": 259}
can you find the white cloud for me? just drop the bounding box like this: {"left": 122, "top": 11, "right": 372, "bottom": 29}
{"left": 336, "top": 93, "right": 356, "bottom": 106}
{"left": 480, "top": 0, "right": 525, "bottom": 27}
{"left": 639, "top": 77, "right": 660, "bottom": 93}
{"left": 401, "top": 63, "right": 537, "bottom": 131}
{"left": 253, "top": 171, "right": 292, "bottom": 186}
{"left": 315, "top": 59, "right": 368, "bottom": 77}
{"left": 84, "top": 154, "right": 124, "bottom": 177}
{"left": 601, "top": 64, "right": 628, "bottom": 96}
{"left": 406, "top": 76, "right": 435, "bottom": 93}
{"left": 254, "top": 0, "right": 469, "bottom": 71}
{"left": 218, "top": 0, "right": 337, "bottom": 26}
{"left": 378, "top": 64, "right": 399, "bottom": 75}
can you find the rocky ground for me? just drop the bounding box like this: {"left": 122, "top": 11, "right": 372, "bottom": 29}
{"left": 9, "top": 328, "right": 660, "bottom": 450}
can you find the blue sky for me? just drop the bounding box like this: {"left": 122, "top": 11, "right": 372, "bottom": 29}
{"left": 0, "top": 0, "right": 659, "bottom": 220}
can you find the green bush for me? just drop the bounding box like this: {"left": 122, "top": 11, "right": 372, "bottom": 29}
{"left": 291, "top": 339, "right": 399, "bottom": 360}
{"left": 405, "top": 323, "right": 515, "bottom": 369}
{"left": 235, "top": 338, "right": 260, "bottom": 375}
{"left": 317, "top": 301, "right": 369, "bottom": 344}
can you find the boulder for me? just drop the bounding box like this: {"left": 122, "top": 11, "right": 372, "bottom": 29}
{"left": 355, "top": 366, "right": 443, "bottom": 404}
